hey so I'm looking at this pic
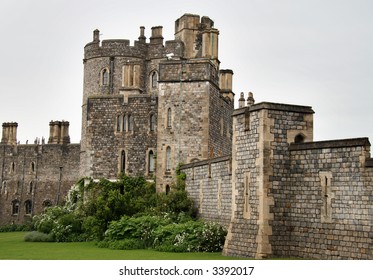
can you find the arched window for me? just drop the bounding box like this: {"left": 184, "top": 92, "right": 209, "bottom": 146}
{"left": 294, "top": 133, "right": 305, "bottom": 143}
{"left": 128, "top": 115, "right": 133, "bottom": 131}
{"left": 12, "top": 200, "right": 19, "bottom": 215}
{"left": 165, "top": 185, "right": 171, "bottom": 194}
{"left": 25, "top": 200, "right": 32, "bottom": 215}
{"left": 166, "top": 146, "right": 171, "bottom": 172}
{"left": 29, "top": 181, "right": 33, "bottom": 194}
{"left": 150, "top": 114, "right": 155, "bottom": 132}
{"left": 148, "top": 150, "right": 155, "bottom": 174}
{"left": 116, "top": 115, "right": 121, "bottom": 132}
{"left": 122, "top": 115, "right": 127, "bottom": 132}
{"left": 2, "top": 181, "right": 7, "bottom": 194}
{"left": 151, "top": 72, "right": 158, "bottom": 88}
{"left": 167, "top": 108, "right": 172, "bottom": 128}
{"left": 31, "top": 162, "right": 35, "bottom": 173}
{"left": 120, "top": 150, "right": 126, "bottom": 173}
{"left": 102, "top": 68, "right": 109, "bottom": 86}
{"left": 11, "top": 162, "right": 15, "bottom": 174}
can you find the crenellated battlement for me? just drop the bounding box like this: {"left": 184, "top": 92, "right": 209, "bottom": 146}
{"left": 84, "top": 27, "right": 184, "bottom": 61}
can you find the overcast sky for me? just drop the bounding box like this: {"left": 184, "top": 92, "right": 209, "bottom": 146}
{"left": 0, "top": 0, "right": 372, "bottom": 144}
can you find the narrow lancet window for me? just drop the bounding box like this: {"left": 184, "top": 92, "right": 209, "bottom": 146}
{"left": 167, "top": 108, "right": 172, "bottom": 128}
{"left": 120, "top": 150, "right": 126, "bottom": 173}
{"left": 150, "top": 114, "right": 155, "bottom": 131}
{"left": 102, "top": 68, "right": 109, "bottom": 86}
{"left": 166, "top": 146, "right": 171, "bottom": 172}
{"left": 148, "top": 150, "right": 155, "bottom": 173}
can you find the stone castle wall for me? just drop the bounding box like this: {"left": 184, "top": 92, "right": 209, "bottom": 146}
{"left": 181, "top": 156, "right": 232, "bottom": 227}
{"left": 182, "top": 102, "right": 372, "bottom": 260}
{"left": 279, "top": 139, "right": 372, "bottom": 259}
{"left": 0, "top": 143, "right": 80, "bottom": 225}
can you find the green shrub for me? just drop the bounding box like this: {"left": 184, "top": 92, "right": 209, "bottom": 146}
{"left": 153, "top": 221, "right": 227, "bottom": 252}
{"left": 0, "top": 223, "right": 33, "bottom": 232}
{"left": 105, "top": 215, "right": 170, "bottom": 247}
{"left": 24, "top": 231, "right": 53, "bottom": 242}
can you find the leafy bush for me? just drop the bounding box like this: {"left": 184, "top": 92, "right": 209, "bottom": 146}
{"left": 24, "top": 231, "right": 53, "bottom": 242}
{"left": 153, "top": 221, "right": 226, "bottom": 252}
{"left": 0, "top": 223, "right": 33, "bottom": 232}
{"left": 28, "top": 173, "right": 226, "bottom": 252}
{"left": 104, "top": 216, "right": 227, "bottom": 253}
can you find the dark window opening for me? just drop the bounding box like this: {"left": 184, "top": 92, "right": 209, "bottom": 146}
{"left": 294, "top": 134, "right": 305, "bottom": 143}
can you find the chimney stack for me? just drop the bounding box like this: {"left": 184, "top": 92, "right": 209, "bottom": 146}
{"left": 1, "top": 122, "right": 18, "bottom": 145}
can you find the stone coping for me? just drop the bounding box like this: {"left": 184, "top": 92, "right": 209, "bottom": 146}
{"left": 289, "top": 137, "right": 371, "bottom": 151}
{"left": 180, "top": 155, "right": 231, "bottom": 170}
{"left": 233, "top": 102, "right": 314, "bottom": 116}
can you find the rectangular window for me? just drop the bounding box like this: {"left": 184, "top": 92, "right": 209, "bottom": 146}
{"left": 122, "top": 64, "right": 140, "bottom": 87}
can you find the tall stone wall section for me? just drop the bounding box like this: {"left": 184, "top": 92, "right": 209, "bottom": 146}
{"left": 0, "top": 143, "right": 80, "bottom": 225}
{"left": 181, "top": 156, "right": 232, "bottom": 227}
{"left": 83, "top": 94, "right": 157, "bottom": 179}
{"left": 280, "top": 139, "right": 372, "bottom": 259}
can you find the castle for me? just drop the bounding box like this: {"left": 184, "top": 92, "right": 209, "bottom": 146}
{"left": 0, "top": 14, "right": 371, "bottom": 259}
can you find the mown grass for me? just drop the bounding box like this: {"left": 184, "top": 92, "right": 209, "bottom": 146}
{"left": 0, "top": 232, "right": 242, "bottom": 260}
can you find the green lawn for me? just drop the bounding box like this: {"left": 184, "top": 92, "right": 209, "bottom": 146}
{"left": 0, "top": 232, "right": 241, "bottom": 260}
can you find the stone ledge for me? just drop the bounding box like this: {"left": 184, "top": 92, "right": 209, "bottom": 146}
{"left": 180, "top": 154, "right": 231, "bottom": 170}
{"left": 289, "top": 137, "right": 371, "bottom": 151}
{"left": 233, "top": 102, "right": 314, "bottom": 116}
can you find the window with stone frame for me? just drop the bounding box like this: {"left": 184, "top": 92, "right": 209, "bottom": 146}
{"left": 122, "top": 64, "right": 140, "bottom": 87}
{"left": 151, "top": 71, "right": 158, "bottom": 88}
{"left": 116, "top": 115, "right": 122, "bottom": 132}
{"left": 166, "top": 146, "right": 171, "bottom": 172}
{"left": 148, "top": 150, "right": 155, "bottom": 174}
{"left": 12, "top": 200, "right": 19, "bottom": 215}
{"left": 2, "top": 181, "right": 6, "bottom": 195}
{"left": 150, "top": 114, "right": 155, "bottom": 132}
{"left": 25, "top": 200, "right": 32, "bottom": 215}
{"left": 128, "top": 115, "right": 133, "bottom": 131}
{"left": 101, "top": 68, "right": 109, "bottom": 86}
{"left": 167, "top": 108, "right": 172, "bottom": 128}
{"left": 11, "top": 162, "right": 15, "bottom": 174}
{"left": 122, "top": 115, "right": 127, "bottom": 132}
{"left": 120, "top": 150, "right": 126, "bottom": 174}
{"left": 29, "top": 181, "right": 33, "bottom": 194}
{"left": 30, "top": 162, "right": 35, "bottom": 173}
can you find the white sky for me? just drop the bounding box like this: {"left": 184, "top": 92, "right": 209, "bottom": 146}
{"left": 0, "top": 0, "right": 372, "bottom": 144}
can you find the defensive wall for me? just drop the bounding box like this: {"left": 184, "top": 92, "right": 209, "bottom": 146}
{"left": 181, "top": 96, "right": 373, "bottom": 259}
